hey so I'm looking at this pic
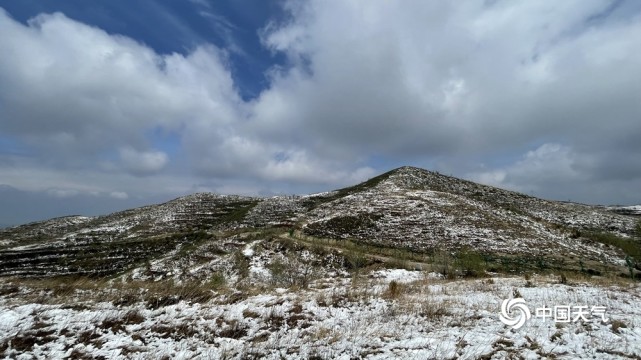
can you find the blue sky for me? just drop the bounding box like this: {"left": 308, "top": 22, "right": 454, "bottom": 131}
{"left": 0, "top": 0, "right": 640, "bottom": 226}
{"left": 1, "top": 0, "right": 286, "bottom": 100}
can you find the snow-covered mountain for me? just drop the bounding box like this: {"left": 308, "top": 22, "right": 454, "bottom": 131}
{"left": 0, "top": 166, "right": 638, "bottom": 277}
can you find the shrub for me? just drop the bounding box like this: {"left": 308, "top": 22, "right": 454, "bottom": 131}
{"left": 344, "top": 251, "right": 369, "bottom": 270}
{"left": 430, "top": 250, "right": 452, "bottom": 277}
{"left": 268, "top": 258, "right": 287, "bottom": 286}
{"left": 208, "top": 271, "right": 226, "bottom": 289}
{"left": 611, "top": 319, "right": 627, "bottom": 334}
{"left": 232, "top": 251, "right": 250, "bottom": 279}
{"left": 418, "top": 299, "right": 449, "bottom": 319}
{"left": 386, "top": 280, "right": 403, "bottom": 299}
{"left": 267, "top": 256, "right": 314, "bottom": 288}
{"left": 559, "top": 273, "right": 568, "bottom": 284}
{"left": 586, "top": 232, "right": 641, "bottom": 262}
{"left": 455, "top": 248, "right": 486, "bottom": 277}
{"left": 242, "top": 309, "right": 260, "bottom": 319}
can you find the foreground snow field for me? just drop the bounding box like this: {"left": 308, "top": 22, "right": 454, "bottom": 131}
{"left": 1, "top": 272, "right": 640, "bottom": 359}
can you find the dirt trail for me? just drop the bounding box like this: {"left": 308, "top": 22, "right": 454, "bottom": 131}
{"left": 277, "top": 231, "right": 435, "bottom": 271}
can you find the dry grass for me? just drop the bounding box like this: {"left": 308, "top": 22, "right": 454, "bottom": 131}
{"left": 1, "top": 268, "right": 639, "bottom": 360}
{"left": 610, "top": 319, "right": 627, "bottom": 334}
{"left": 532, "top": 272, "right": 637, "bottom": 288}
{"left": 3, "top": 268, "right": 631, "bottom": 313}
{"left": 0, "top": 276, "right": 227, "bottom": 308}
{"left": 384, "top": 280, "right": 404, "bottom": 299}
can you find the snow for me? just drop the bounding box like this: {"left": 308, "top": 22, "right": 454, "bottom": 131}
{"left": 242, "top": 241, "right": 256, "bottom": 257}
{"left": 370, "top": 269, "right": 425, "bottom": 283}
{"left": 2, "top": 274, "right": 639, "bottom": 359}
{"left": 607, "top": 205, "right": 641, "bottom": 215}
{"left": 245, "top": 240, "right": 272, "bottom": 280}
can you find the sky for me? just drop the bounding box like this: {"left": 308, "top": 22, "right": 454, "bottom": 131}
{"left": 0, "top": 0, "right": 640, "bottom": 226}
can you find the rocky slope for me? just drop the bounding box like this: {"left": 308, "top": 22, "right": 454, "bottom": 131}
{"left": 301, "top": 167, "right": 638, "bottom": 263}
{"left": 0, "top": 166, "right": 638, "bottom": 277}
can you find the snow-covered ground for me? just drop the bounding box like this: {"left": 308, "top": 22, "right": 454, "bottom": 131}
{"left": 1, "top": 273, "right": 639, "bottom": 359}
{"left": 607, "top": 205, "right": 641, "bottom": 216}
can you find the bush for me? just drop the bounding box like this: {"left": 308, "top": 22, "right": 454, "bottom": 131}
{"left": 587, "top": 232, "right": 641, "bottom": 262}
{"left": 267, "top": 256, "right": 314, "bottom": 288}
{"left": 232, "top": 251, "right": 250, "bottom": 279}
{"left": 386, "top": 280, "right": 403, "bottom": 299}
{"left": 611, "top": 319, "right": 627, "bottom": 334}
{"left": 344, "top": 251, "right": 369, "bottom": 270}
{"left": 429, "top": 250, "right": 452, "bottom": 277}
{"left": 559, "top": 273, "right": 568, "bottom": 284}
{"left": 455, "top": 248, "right": 486, "bottom": 277}
{"left": 208, "top": 272, "right": 226, "bottom": 289}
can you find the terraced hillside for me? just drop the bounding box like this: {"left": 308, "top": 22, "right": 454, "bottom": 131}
{"left": 301, "top": 167, "right": 639, "bottom": 268}
{"left": 0, "top": 166, "right": 639, "bottom": 278}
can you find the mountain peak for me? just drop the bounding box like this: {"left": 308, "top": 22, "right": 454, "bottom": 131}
{"left": 373, "top": 165, "right": 454, "bottom": 192}
{"left": 389, "top": 165, "right": 424, "bottom": 172}
{"left": 384, "top": 165, "right": 434, "bottom": 177}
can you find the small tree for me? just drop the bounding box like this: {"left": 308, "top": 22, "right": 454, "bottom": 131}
{"left": 232, "top": 251, "right": 250, "bottom": 279}
{"left": 268, "top": 255, "right": 314, "bottom": 288}
{"left": 456, "top": 248, "right": 485, "bottom": 277}
{"left": 626, "top": 256, "right": 635, "bottom": 280}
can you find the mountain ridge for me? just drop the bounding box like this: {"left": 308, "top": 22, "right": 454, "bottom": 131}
{"left": 1, "top": 166, "right": 639, "bottom": 278}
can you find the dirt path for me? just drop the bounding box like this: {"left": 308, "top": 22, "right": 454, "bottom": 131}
{"left": 277, "top": 231, "right": 435, "bottom": 271}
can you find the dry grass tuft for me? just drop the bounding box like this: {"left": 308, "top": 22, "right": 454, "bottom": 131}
{"left": 610, "top": 319, "right": 627, "bottom": 334}
{"left": 384, "top": 280, "right": 404, "bottom": 299}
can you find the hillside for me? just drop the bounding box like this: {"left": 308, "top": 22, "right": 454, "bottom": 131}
{"left": 0, "top": 166, "right": 639, "bottom": 278}
{"left": 2, "top": 166, "right": 641, "bottom": 359}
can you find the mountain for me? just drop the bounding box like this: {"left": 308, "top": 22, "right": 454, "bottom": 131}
{"left": 0, "top": 166, "right": 639, "bottom": 277}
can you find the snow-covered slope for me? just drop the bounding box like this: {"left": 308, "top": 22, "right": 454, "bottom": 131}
{"left": 0, "top": 166, "right": 638, "bottom": 277}
{"left": 302, "top": 167, "right": 637, "bottom": 267}
{"left": 606, "top": 205, "right": 641, "bottom": 216}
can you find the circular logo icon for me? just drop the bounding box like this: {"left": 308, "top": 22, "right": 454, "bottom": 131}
{"left": 499, "top": 298, "right": 531, "bottom": 329}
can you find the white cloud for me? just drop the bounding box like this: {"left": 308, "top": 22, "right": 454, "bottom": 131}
{"left": 469, "top": 143, "right": 582, "bottom": 192}
{"left": 253, "top": 0, "right": 640, "bottom": 158}
{"left": 109, "top": 191, "right": 129, "bottom": 200}
{"left": 119, "top": 147, "right": 168, "bottom": 176}
{"left": 46, "top": 188, "right": 80, "bottom": 198}
{"left": 465, "top": 143, "right": 641, "bottom": 204}
{"left": 0, "top": 9, "right": 240, "bottom": 161}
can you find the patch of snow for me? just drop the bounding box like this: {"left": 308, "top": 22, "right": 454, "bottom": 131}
{"left": 370, "top": 269, "right": 424, "bottom": 283}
